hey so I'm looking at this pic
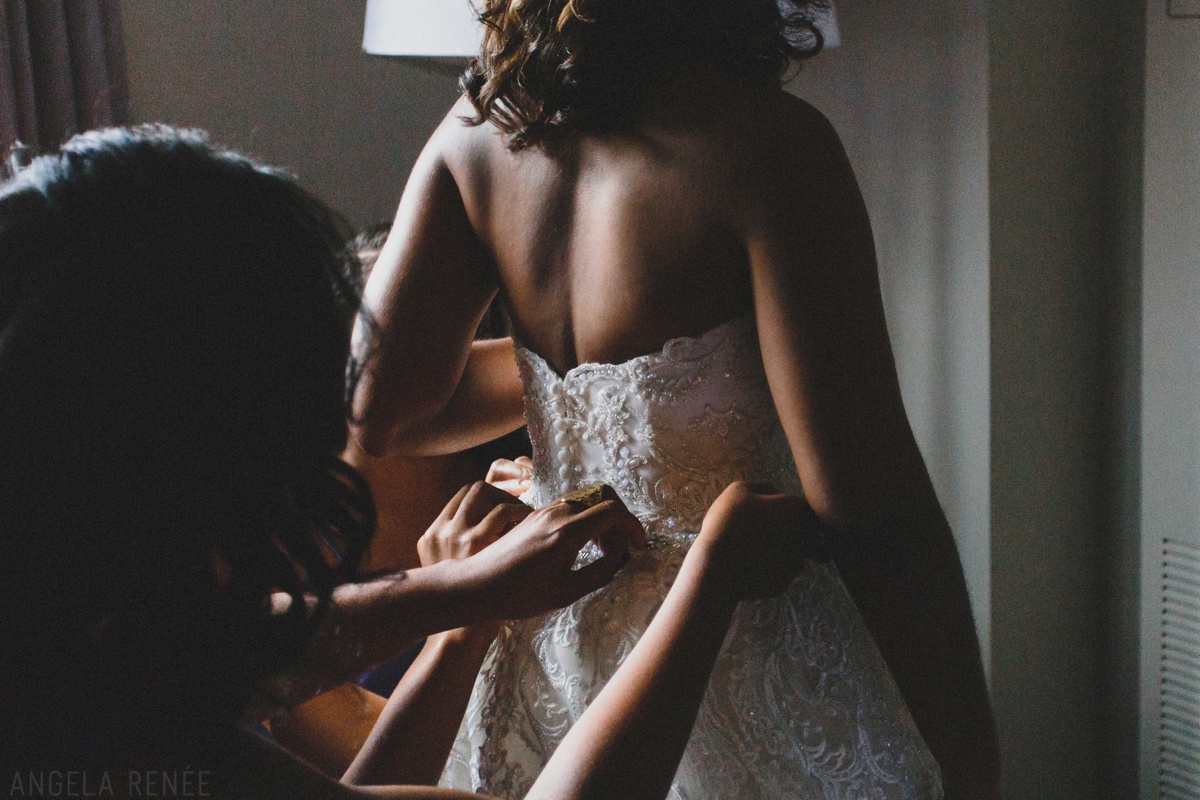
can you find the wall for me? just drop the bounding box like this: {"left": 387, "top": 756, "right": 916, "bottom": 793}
{"left": 123, "top": 0, "right": 462, "bottom": 228}
{"left": 989, "top": 1, "right": 1145, "bottom": 797}
{"left": 1140, "top": 4, "right": 1200, "bottom": 798}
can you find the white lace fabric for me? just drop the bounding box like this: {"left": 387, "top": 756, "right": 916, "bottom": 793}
{"left": 440, "top": 314, "right": 944, "bottom": 799}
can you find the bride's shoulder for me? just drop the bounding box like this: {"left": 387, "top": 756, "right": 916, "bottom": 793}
{"left": 409, "top": 96, "right": 511, "bottom": 204}
{"left": 726, "top": 88, "right": 846, "bottom": 166}
{"left": 718, "top": 88, "right": 856, "bottom": 208}
{"left": 427, "top": 95, "right": 507, "bottom": 161}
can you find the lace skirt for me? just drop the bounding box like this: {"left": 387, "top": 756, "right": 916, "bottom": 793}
{"left": 439, "top": 541, "right": 944, "bottom": 799}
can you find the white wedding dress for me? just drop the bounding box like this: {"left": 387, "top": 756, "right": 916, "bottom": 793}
{"left": 440, "top": 314, "right": 943, "bottom": 799}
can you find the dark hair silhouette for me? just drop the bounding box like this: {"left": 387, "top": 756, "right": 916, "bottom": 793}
{"left": 0, "top": 126, "right": 373, "bottom": 763}
{"left": 462, "top": 0, "right": 829, "bottom": 149}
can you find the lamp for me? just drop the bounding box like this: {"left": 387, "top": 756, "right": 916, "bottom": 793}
{"left": 362, "top": 0, "right": 839, "bottom": 57}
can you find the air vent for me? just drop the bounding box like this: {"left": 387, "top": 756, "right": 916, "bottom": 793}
{"left": 1161, "top": 539, "right": 1200, "bottom": 799}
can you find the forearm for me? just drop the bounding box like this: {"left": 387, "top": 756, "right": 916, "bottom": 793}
{"left": 270, "top": 684, "right": 388, "bottom": 777}
{"left": 343, "top": 627, "right": 496, "bottom": 786}
{"left": 526, "top": 547, "right": 737, "bottom": 800}
{"left": 267, "top": 561, "right": 497, "bottom": 708}
{"left": 356, "top": 339, "right": 525, "bottom": 458}
{"left": 834, "top": 510, "right": 999, "bottom": 799}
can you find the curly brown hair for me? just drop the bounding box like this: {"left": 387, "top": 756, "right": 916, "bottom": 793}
{"left": 461, "top": 0, "right": 830, "bottom": 149}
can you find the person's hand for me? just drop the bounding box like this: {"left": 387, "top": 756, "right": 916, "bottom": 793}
{"left": 419, "top": 481, "right": 533, "bottom": 643}
{"left": 486, "top": 456, "right": 533, "bottom": 497}
{"left": 464, "top": 491, "right": 647, "bottom": 620}
{"left": 694, "top": 481, "right": 831, "bottom": 601}
{"left": 419, "top": 480, "right": 532, "bottom": 567}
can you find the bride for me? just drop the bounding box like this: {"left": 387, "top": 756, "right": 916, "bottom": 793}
{"left": 352, "top": 0, "right": 999, "bottom": 797}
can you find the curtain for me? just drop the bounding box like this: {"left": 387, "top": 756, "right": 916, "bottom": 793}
{"left": 0, "top": 0, "right": 130, "bottom": 157}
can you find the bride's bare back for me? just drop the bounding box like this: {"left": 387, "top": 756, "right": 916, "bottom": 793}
{"left": 443, "top": 68, "right": 766, "bottom": 373}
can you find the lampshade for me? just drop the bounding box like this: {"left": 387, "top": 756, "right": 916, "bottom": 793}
{"left": 363, "top": 0, "right": 481, "bottom": 57}
{"left": 815, "top": 4, "right": 840, "bottom": 48}
{"left": 362, "top": 0, "right": 838, "bottom": 58}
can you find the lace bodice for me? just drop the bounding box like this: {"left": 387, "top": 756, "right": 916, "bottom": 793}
{"left": 517, "top": 314, "right": 800, "bottom": 545}
{"left": 441, "top": 314, "right": 943, "bottom": 799}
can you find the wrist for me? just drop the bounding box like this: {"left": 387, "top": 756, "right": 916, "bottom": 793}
{"left": 414, "top": 557, "right": 495, "bottom": 632}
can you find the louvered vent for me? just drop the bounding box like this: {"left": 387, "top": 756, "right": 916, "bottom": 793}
{"left": 1161, "top": 538, "right": 1200, "bottom": 800}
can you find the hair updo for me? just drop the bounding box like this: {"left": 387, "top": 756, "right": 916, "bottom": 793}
{"left": 461, "top": 0, "right": 830, "bottom": 149}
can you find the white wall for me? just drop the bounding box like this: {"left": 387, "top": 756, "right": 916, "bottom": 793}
{"left": 1140, "top": 5, "right": 1200, "bottom": 798}
{"left": 123, "top": 0, "right": 461, "bottom": 228}
{"left": 989, "top": 0, "right": 1145, "bottom": 797}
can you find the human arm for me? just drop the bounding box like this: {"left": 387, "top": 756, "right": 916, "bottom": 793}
{"left": 340, "top": 627, "right": 495, "bottom": 786}
{"left": 525, "top": 482, "right": 823, "bottom": 800}
{"left": 342, "top": 483, "right": 824, "bottom": 799}
{"left": 740, "top": 98, "right": 999, "bottom": 797}
{"left": 343, "top": 485, "right": 645, "bottom": 787}
{"left": 342, "top": 437, "right": 489, "bottom": 574}
{"left": 351, "top": 127, "right": 524, "bottom": 458}
{"left": 242, "top": 485, "right": 818, "bottom": 800}
{"left": 260, "top": 482, "right": 643, "bottom": 711}
{"left": 270, "top": 481, "right": 519, "bottom": 776}
{"left": 342, "top": 481, "right": 519, "bottom": 786}
{"left": 215, "top": 725, "right": 489, "bottom": 800}
{"left": 269, "top": 633, "right": 490, "bottom": 785}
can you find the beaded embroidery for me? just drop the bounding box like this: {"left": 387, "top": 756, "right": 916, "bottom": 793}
{"left": 440, "top": 314, "right": 943, "bottom": 799}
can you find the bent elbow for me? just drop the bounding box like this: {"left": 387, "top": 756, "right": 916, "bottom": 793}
{"left": 803, "top": 489, "right": 853, "bottom": 532}
{"left": 350, "top": 383, "right": 450, "bottom": 458}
